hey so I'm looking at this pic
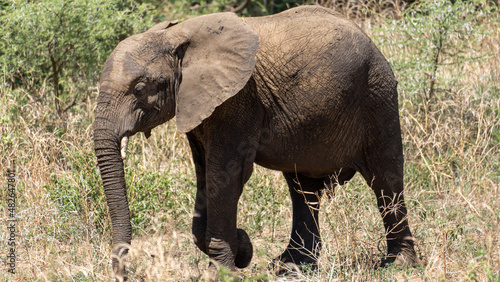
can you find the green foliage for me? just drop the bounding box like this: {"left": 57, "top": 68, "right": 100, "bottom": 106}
{"left": 263, "top": 0, "right": 306, "bottom": 14}
{"left": 240, "top": 171, "right": 287, "bottom": 234}
{"left": 44, "top": 147, "right": 195, "bottom": 235}
{"left": 126, "top": 170, "right": 177, "bottom": 230}
{"left": 372, "top": 0, "right": 499, "bottom": 191}
{"left": 45, "top": 148, "right": 109, "bottom": 234}
{"left": 158, "top": 0, "right": 309, "bottom": 19}
{"left": 160, "top": 0, "right": 250, "bottom": 19}
{"left": 0, "top": 0, "right": 154, "bottom": 114}
{"left": 377, "top": 0, "right": 493, "bottom": 102}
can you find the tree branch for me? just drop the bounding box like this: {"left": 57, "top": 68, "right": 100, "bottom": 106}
{"left": 227, "top": 0, "right": 251, "bottom": 13}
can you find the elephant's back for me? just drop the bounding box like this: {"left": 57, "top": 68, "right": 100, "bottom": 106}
{"left": 244, "top": 5, "right": 378, "bottom": 99}
{"left": 244, "top": 5, "right": 354, "bottom": 30}
{"left": 244, "top": 5, "right": 379, "bottom": 125}
{"left": 243, "top": 5, "right": 373, "bottom": 56}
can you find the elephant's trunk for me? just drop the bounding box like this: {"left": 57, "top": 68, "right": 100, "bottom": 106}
{"left": 94, "top": 107, "right": 132, "bottom": 265}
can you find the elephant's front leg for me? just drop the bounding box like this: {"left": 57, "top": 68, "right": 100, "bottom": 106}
{"left": 188, "top": 129, "right": 255, "bottom": 270}
{"left": 187, "top": 133, "right": 209, "bottom": 254}
{"left": 193, "top": 173, "right": 254, "bottom": 268}
{"left": 203, "top": 157, "right": 254, "bottom": 269}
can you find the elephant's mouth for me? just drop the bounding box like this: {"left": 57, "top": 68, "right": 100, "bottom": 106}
{"left": 119, "top": 128, "right": 152, "bottom": 160}
{"left": 120, "top": 100, "right": 172, "bottom": 160}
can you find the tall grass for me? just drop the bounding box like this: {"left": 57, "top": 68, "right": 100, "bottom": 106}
{"left": 1, "top": 1, "right": 498, "bottom": 280}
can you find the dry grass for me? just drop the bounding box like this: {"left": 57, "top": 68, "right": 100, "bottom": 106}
{"left": 1, "top": 2, "right": 499, "bottom": 281}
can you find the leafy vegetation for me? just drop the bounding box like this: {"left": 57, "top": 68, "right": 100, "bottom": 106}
{"left": 0, "top": 0, "right": 154, "bottom": 114}
{"left": 0, "top": 0, "right": 498, "bottom": 280}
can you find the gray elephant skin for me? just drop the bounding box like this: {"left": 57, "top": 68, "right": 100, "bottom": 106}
{"left": 94, "top": 5, "right": 418, "bottom": 277}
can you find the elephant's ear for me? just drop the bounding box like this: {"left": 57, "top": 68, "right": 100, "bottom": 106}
{"left": 147, "top": 20, "right": 178, "bottom": 32}
{"left": 166, "top": 13, "right": 259, "bottom": 133}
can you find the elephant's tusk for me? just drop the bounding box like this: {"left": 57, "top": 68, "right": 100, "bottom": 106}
{"left": 120, "top": 135, "right": 129, "bottom": 160}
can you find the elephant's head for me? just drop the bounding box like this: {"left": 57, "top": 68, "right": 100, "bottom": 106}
{"left": 93, "top": 13, "right": 258, "bottom": 275}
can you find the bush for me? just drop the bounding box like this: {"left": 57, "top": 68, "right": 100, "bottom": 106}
{"left": 0, "top": 0, "right": 155, "bottom": 114}
{"left": 377, "top": 0, "right": 494, "bottom": 103}
{"left": 372, "top": 0, "right": 500, "bottom": 193}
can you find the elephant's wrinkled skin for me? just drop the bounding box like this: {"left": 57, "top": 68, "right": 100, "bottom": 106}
{"left": 94, "top": 5, "right": 418, "bottom": 278}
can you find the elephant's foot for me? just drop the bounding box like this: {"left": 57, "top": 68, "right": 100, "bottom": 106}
{"left": 205, "top": 228, "right": 253, "bottom": 270}
{"left": 112, "top": 261, "right": 127, "bottom": 282}
{"left": 235, "top": 228, "right": 253, "bottom": 268}
{"left": 271, "top": 248, "right": 318, "bottom": 275}
{"left": 199, "top": 229, "right": 252, "bottom": 281}
{"left": 381, "top": 239, "right": 420, "bottom": 267}
{"left": 111, "top": 243, "right": 130, "bottom": 282}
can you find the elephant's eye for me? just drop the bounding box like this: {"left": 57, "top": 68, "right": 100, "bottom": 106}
{"left": 133, "top": 82, "right": 147, "bottom": 97}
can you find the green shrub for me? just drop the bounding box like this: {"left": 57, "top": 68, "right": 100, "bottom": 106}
{"left": 376, "top": 0, "right": 494, "bottom": 103}
{"left": 0, "top": 0, "right": 154, "bottom": 114}
{"left": 45, "top": 148, "right": 109, "bottom": 234}
{"left": 370, "top": 0, "right": 500, "bottom": 193}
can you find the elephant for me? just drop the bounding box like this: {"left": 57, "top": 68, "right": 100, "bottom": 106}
{"left": 94, "top": 5, "right": 419, "bottom": 278}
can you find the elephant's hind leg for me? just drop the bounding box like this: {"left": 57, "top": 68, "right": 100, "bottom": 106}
{"left": 274, "top": 172, "right": 325, "bottom": 273}
{"left": 361, "top": 65, "right": 419, "bottom": 266}
{"left": 360, "top": 136, "right": 419, "bottom": 267}
{"left": 364, "top": 170, "right": 419, "bottom": 267}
